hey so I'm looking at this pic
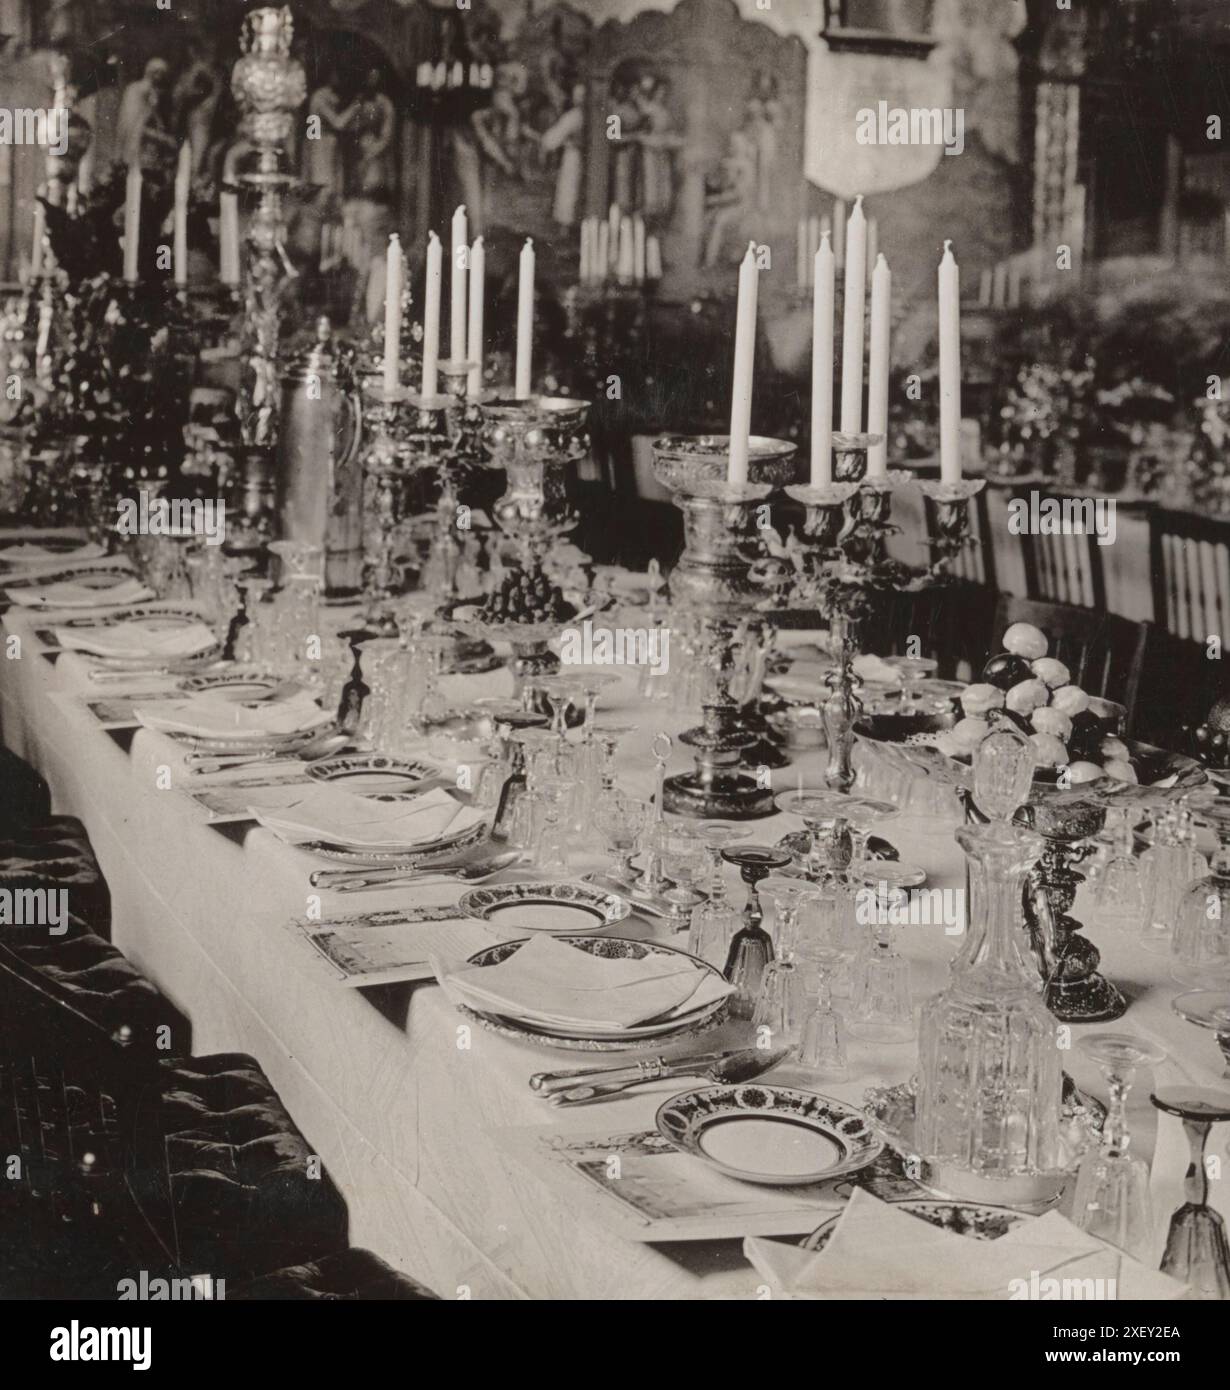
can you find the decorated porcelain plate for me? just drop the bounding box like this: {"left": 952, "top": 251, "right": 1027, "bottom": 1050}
{"left": 298, "top": 817, "right": 488, "bottom": 866}
{"left": 458, "top": 880, "right": 631, "bottom": 935}
{"left": 179, "top": 670, "right": 286, "bottom": 700}
{"left": 655, "top": 1085, "right": 883, "bottom": 1187}
{"left": 305, "top": 754, "right": 439, "bottom": 799}
{"left": 2, "top": 562, "right": 134, "bottom": 591}
{"left": 800, "top": 1200, "right": 1031, "bottom": 1252}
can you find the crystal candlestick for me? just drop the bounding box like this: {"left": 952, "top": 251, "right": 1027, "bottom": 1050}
{"left": 652, "top": 435, "right": 797, "bottom": 818}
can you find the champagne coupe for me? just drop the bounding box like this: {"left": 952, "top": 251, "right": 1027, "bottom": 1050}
{"left": 1071, "top": 1032, "right": 1166, "bottom": 1261}
{"left": 1170, "top": 991, "right": 1230, "bottom": 1079}
{"left": 883, "top": 654, "right": 938, "bottom": 714}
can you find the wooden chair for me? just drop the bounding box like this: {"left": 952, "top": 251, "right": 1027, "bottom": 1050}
{"left": 923, "top": 483, "right": 997, "bottom": 591}
{"left": 1149, "top": 508, "right": 1230, "bottom": 642}
{"left": 878, "top": 581, "right": 997, "bottom": 682}
{"left": 990, "top": 595, "right": 1149, "bottom": 735}
{"left": 1018, "top": 493, "right": 1107, "bottom": 609}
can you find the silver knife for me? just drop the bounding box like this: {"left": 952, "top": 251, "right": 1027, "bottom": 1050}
{"left": 548, "top": 1047, "right": 790, "bottom": 1106}
{"left": 529, "top": 1048, "right": 735, "bottom": 1095}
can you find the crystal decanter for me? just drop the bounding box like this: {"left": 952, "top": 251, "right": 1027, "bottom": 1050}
{"left": 915, "top": 818, "right": 1064, "bottom": 1189}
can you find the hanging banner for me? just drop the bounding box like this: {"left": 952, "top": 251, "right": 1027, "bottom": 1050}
{"left": 804, "top": 46, "right": 955, "bottom": 199}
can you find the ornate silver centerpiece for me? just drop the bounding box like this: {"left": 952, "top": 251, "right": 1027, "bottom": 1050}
{"left": 229, "top": 5, "right": 306, "bottom": 549}
{"left": 652, "top": 434, "right": 798, "bottom": 818}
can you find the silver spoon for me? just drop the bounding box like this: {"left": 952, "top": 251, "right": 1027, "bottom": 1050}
{"left": 185, "top": 728, "right": 352, "bottom": 774}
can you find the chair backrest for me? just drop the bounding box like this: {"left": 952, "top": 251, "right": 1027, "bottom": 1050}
{"left": 879, "top": 581, "right": 997, "bottom": 682}
{"left": 990, "top": 595, "right": 1149, "bottom": 734}
{"left": 1017, "top": 494, "right": 1106, "bottom": 609}
{"left": 1149, "top": 509, "right": 1230, "bottom": 643}
{"left": 924, "top": 484, "right": 997, "bottom": 590}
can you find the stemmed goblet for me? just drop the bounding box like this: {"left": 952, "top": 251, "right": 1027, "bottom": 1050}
{"left": 1071, "top": 1032, "right": 1166, "bottom": 1262}
{"left": 1150, "top": 1088, "right": 1230, "bottom": 1299}
{"left": 883, "top": 655, "right": 938, "bottom": 714}
{"left": 687, "top": 822, "right": 749, "bottom": 967}
{"left": 592, "top": 792, "right": 651, "bottom": 890}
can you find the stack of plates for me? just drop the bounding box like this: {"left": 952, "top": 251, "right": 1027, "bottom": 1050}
{"left": 253, "top": 784, "right": 488, "bottom": 866}
{"left": 436, "top": 934, "right": 732, "bottom": 1050}
{"left": 134, "top": 687, "right": 331, "bottom": 752}
{"left": 54, "top": 608, "right": 220, "bottom": 669}
{"left": 9, "top": 568, "right": 153, "bottom": 609}
{"left": 0, "top": 538, "right": 106, "bottom": 571}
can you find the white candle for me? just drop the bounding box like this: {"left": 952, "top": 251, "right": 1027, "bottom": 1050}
{"left": 865, "top": 215, "right": 877, "bottom": 289}
{"left": 938, "top": 240, "right": 962, "bottom": 483}
{"left": 633, "top": 215, "right": 646, "bottom": 284}
{"left": 839, "top": 194, "right": 866, "bottom": 433}
{"left": 173, "top": 142, "right": 191, "bottom": 286}
{"left": 992, "top": 262, "right": 1007, "bottom": 309}
{"left": 450, "top": 204, "right": 467, "bottom": 361}
{"left": 515, "top": 237, "right": 535, "bottom": 399}
{"left": 728, "top": 241, "right": 759, "bottom": 486}
{"left": 123, "top": 165, "right": 142, "bottom": 282}
{"left": 579, "top": 218, "right": 592, "bottom": 283}
{"left": 383, "top": 233, "right": 403, "bottom": 396}
{"left": 30, "top": 200, "right": 45, "bottom": 279}
{"left": 421, "top": 230, "right": 442, "bottom": 396}
{"left": 608, "top": 203, "right": 620, "bottom": 267}
{"left": 807, "top": 215, "right": 820, "bottom": 270}
{"left": 797, "top": 217, "right": 808, "bottom": 292}
{"left": 1008, "top": 262, "right": 1021, "bottom": 308}
{"left": 867, "top": 253, "right": 891, "bottom": 478}
{"left": 833, "top": 199, "right": 846, "bottom": 267}
{"left": 646, "top": 235, "right": 662, "bottom": 281}
{"left": 617, "top": 216, "right": 634, "bottom": 280}
{"left": 466, "top": 236, "right": 485, "bottom": 399}
{"left": 810, "top": 231, "right": 835, "bottom": 486}
{"left": 219, "top": 191, "right": 240, "bottom": 286}
{"left": 596, "top": 221, "right": 609, "bottom": 281}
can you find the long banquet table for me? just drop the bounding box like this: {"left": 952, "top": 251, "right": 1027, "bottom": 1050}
{"left": 2, "top": 601, "right": 1227, "bottom": 1299}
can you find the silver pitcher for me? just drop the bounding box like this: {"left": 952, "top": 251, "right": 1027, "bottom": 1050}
{"left": 278, "top": 316, "right": 363, "bottom": 596}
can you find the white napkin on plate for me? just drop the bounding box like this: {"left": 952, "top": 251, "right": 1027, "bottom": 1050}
{"left": 852, "top": 653, "right": 903, "bottom": 685}
{"left": 13, "top": 576, "right": 154, "bottom": 609}
{"left": 135, "top": 688, "right": 330, "bottom": 739}
{"left": 56, "top": 619, "right": 217, "bottom": 660}
{"left": 254, "top": 784, "right": 485, "bottom": 851}
{"left": 744, "top": 1189, "right": 1187, "bottom": 1299}
{"left": 443, "top": 933, "right": 731, "bottom": 1031}
{"left": 0, "top": 541, "right": 105, "bottom": 566}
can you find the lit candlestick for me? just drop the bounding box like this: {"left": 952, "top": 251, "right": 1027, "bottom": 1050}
{"left": 938, "top": 240, "right": 962, "bottom": 483}
{"left": 219, "top": 191, "right": 240, "bottom": 286}
{"left": 833, "top": 198, "right": 846, "bottom": 267}
{"left": 467, "top": 236, "right": 485, "bottom": 399}
{"left": 839, "top": 194, "right": 866, "bottom": 433}
{"left": 633, "top": 215, "right": 646, "bottom": 284}
{"left": 421, "top": 230, "right": 442, "bottom": 396}
{"left": 867, "top": 253, "right": 891, "bottom": 478}
{"left": 123, "top": 165, "right": 142, "bottom": 282}
{"left": 810, "top": 231, "right": 835, "bottom": 486}
{"left": 515, "top": 237, "right": 535, "bottom": 399}
{"left": 173, "top": 141, "right": 191, "bottom": 286}
{"left": 728, "top": 241, "right": 759, "bottom": 486}
{"left": 450, "top": 204, "right": 467, "bottom": 360}
{"left": 382, "top": 232, "right": 403, "bottom": 397}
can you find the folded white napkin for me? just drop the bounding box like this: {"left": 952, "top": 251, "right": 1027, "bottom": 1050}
{"left": 56, "top": 619, "right": 217, "bottom": 661}
{"left": 254, "top": 784, "right": 485, "bottom": 851}
{"left": 852, "top": 653, "right": 903, "bottom": 685}
{"left": 744, "top": 1189, "right": 1187, "bottom": 1299}
{"left": 0, "top": 541, "right": 105, "bottom": 566}
{"left": 443, "top": 933, "right": 731, "bottom": 1032}
{"left": 135, "top": 688, "right": 330, "bottom": 740}
{"left": 12, "top": 576, "right": 154, "bottom": 609}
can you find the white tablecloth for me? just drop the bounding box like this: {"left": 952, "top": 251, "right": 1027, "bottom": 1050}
{"left": 1, "top": 605, "right": 1224, "bottom": 1299}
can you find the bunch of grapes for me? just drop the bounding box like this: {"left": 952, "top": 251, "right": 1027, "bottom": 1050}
{"left": 477, "top": 569, "right": 572, "bottom": 625}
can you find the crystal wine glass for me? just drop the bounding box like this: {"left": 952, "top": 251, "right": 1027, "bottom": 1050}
{"left": 592, "top": 791, "right": 650, "bottom": 889}
{"left": 1150, "top": 1087, "right": 1230, "bottom": 1300}
{"left": 797, "top": 960, "right": 848, "bottom": 1079}
{"left": 533, "top": 776, "right": 573, "bottom": 875}
{"left": 1172, "top": 798, "right": 1230, "bottom": 986}
{"left": 1095, "top": 804, "right": 1147, "bottom": 935}
{"left": 883, "top": 654, "right": 938, "bottom": 714}
{"left": 752, "top": 877, "right": 813, "bottom": 1047}
{"left": 687, "top": 822, "right": 749, "bottom": 967}
{"left": 847, "top": 864, "right": 916, "bottom": 1043}
{"left": 1170, "top": 991, "right": 1230, "bottom": 1079}
{"left": 1071, "top": 1032, "right": 1166, "bottom": 1262}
